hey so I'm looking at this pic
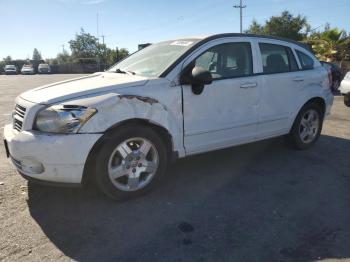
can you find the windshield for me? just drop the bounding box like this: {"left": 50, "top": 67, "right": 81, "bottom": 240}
{"left": 39, "top": 64, "right": 49, "bottom": 68}
{"left": 108, "top": 39, "right": 200, "bottom": 77}
{"left": 5, "top": 65, "right": 15, "bottom": 69}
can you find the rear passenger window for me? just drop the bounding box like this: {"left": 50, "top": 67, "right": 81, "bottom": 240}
{"left": 259, "top": 43, "right": 298, "bottom": 74}
{"left": 296, "top": 50, "right": 314, "bottom": 70}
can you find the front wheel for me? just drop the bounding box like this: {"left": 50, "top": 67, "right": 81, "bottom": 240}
{"left": 94, "top": 125, "right": 168, "bottom": 200}
{"left": 285, "top": 103, "right": 323, "bottom": 150}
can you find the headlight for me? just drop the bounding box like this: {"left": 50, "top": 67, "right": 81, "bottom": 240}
{"left": 34, "top": 105, "right": 97, "bottom": 133}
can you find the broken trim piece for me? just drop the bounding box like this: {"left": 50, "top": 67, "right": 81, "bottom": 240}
{"left": 119, "top": 95, "right": 159, "bottom": 105}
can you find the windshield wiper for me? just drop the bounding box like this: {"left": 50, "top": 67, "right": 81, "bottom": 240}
{"left": 115, "top": 68, "right": 136, "bottom": 75}
{"left": 115, "top": 68, "right": 126, "bottom": 74}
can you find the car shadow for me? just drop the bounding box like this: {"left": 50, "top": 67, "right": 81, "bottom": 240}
{"left": 27, "top": 135, "right": 350, "bottom": 262}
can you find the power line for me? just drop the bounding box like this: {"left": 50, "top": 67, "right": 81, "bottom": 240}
{"left": 233, "top": 0, "right": 247, "bottom": 33}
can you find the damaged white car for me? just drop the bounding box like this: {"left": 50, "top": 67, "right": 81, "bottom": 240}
{"left": 3, "top": 34, "right": 333, "bottom": 199}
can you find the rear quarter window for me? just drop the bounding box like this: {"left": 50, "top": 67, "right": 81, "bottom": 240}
{"left": 296, "top": 50, "right": 314, "bottom": 70}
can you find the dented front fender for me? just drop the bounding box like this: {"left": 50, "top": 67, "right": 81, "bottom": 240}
{"left": 77, "top": 90, "right": 185, "bottom": 157}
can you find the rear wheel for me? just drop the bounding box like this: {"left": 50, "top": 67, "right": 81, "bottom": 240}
{"left": 344, "top": 94, "right": 350, "bottom": 107}
{"left": 285, "top": 103, "right": 323, "bottom": 150}
{"left": 94, "top": 125, "right": 168, "bottom": 200}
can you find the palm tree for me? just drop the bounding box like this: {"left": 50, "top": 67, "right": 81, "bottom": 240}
{"left": 308, "top": 28, "right": 345, "bottom": 61}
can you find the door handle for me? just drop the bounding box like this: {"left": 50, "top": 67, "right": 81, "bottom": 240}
{"left": 240, "top": 82, "right": 257, "bottom": 89}
{"left": 293, "top": 77, "right": 304, "bottom": 82}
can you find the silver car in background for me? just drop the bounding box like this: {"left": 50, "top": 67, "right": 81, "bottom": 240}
{"left": 21, "top": 65, "right": 35, "bottom": 75}
{"left": 38, "top": 63, "right": 51, "bottom": 74}
{"left": 4, "top": 65, "right": 18, "bottom": 75}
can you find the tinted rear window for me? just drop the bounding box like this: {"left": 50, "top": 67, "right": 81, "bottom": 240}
{"left": 296, "top": 50, "right": 314, "bottom": 70}
{"left": 259, "top": 43, "right": 299, "bottom": 74}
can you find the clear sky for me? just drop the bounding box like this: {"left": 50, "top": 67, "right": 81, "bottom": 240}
{"left": 1, "top": 0, "right": 349, "bottom": 60}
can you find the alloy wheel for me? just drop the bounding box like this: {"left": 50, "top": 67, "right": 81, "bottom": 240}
{"left": 299, "top": 109, "right": 320, "bottom": 144}
{"left": 107, "top": 137, "right": 159, "bottom": 191}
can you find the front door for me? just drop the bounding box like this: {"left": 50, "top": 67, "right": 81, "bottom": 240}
{"left": 181, "top": 40, "right": 260, "bottom": 155}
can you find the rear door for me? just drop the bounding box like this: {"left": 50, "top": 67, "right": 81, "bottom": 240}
{"left": 255, "top": 40, "right": 303, "bottom": 138}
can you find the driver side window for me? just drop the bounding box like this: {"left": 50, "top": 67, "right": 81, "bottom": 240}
{"left": 194, "top": 42, "right": 253, "bottom": 80}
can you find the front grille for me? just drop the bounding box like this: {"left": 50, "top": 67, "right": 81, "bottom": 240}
{"left": 13, "top": 104, "right": 27, "bottom": 131}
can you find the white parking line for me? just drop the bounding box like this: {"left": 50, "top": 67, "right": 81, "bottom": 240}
{"left": 1, "top": 114, "right": 11, "bottom": 116}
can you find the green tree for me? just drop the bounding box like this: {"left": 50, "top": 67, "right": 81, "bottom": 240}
{"left": 245, "top": 11, "right": 310, "bottom": 41}
{"left": 56, "top": 49, "right": 72, "bottom": 64}
{"left": 308, "top": 28, "right": 345, "bottom": 61}
{"left": 97, "top": 45, "right": 130, "bottom": 67}
{"left": 117, "top": 48, "right": 129, "bottom": 62}
{"left": 3, "top": 56, "right": 12, "bottom": 64}
{"left": 53, "top": 28, "right": 131, "bottom": 71}
{"left": 245, "top": 20, "right": 264, "bottom": 35}
{"left": 32, "top": 48, "right": 42, "bottom": 61}
{"left": 338, "top": 37, "right": 350, "bottom": 63}
{"left": 69, "top": 28, "right": 100, "bottom": 59}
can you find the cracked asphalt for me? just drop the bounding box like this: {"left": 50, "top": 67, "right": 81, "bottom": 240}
{"left": 0, "top": 74, "right": 350, "bottom": 262}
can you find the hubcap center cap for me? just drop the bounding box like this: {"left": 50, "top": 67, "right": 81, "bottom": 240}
{"left": 130, "top": 159, "right": 138, "bottom": 168}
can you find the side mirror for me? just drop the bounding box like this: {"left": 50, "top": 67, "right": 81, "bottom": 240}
{"left": 191, "top": 67, "right": 213, "bottom": 95}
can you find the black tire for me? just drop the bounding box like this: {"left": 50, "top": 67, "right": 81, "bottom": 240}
{"left": 285, "top": 102, "right": 323, "bottom": 150}
{"left": 94, "top": 125, "right": 168, "bottom": 200}
{"left": 344, "top": 94, "right": 350, "bottom": 107}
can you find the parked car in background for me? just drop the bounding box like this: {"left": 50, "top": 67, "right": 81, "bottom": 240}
{"left": 21, "top": 65, "right": 35, "bottom": 75}
{"left": 38, "top": 63, "right": 51, "bottom": 74}
{"left": 3, "top": 34, "right": 334, "bottom": 200}
{"left": 320, "top": 61, "right": 343, "bottom": 92}
{"left": 340, "top": 71, "right": 350, "bottom": 107}
{"left": 4, "top": 65, "right": 18, "bottom": 75}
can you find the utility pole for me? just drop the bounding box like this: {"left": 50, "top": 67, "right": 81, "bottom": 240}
{"left": 96, "top": 12, "right": 99, "bottom": 39}
{"left": 101, "top": 35, "right": 106, "bottom": 70}
{"left": 101, "top": 35, "right": 105, "bottom": 45}
{"left": 96, "top": 12, "right": 101, "bottom": 72}
{"left": 233, "top": 0, "right": 246, "bottom": 33}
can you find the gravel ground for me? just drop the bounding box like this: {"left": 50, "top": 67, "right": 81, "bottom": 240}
{"left": 0, "top": 74, "right": 350, "bottom": 262}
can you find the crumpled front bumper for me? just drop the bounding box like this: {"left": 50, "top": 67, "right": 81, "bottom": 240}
{"left": 3, "top": 124, "right": 102, "bottom": 184}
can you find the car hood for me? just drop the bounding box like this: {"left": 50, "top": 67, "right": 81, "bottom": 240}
{"left": 20, "top": 72, "right": 149, "bottom": 104}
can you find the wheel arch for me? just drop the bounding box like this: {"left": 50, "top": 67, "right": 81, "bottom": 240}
{"left": 303, "top": 97, "right": 326, "bottom": 116}
{"left": 81, "top": 118, "right": 176, "bottom": 186}
{"left": 288, "top": 96, "right": 326, "bottom": 133}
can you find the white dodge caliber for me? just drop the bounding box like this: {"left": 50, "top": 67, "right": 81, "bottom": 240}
{"left": 3, "top": 34, "right": 333, "bottom": 199}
